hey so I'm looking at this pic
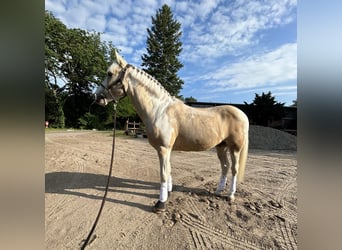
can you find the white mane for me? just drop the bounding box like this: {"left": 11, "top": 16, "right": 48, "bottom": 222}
{"left": 128, "top": 65, "right": 173, "bottom": 100}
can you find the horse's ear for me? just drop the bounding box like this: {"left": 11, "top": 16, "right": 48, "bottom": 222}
{"left": 114, "top": 50, "right": 127, "bottom": 68}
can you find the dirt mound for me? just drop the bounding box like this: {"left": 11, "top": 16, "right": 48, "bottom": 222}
{"left": 249, "top": 125, "right": 297, "bottom": 151}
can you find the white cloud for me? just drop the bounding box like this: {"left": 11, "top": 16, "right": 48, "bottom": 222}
{"left": 130, "top": 48, "right": 146, "bottom": 66}
{"left": 108, "top": 0, "right": 132, "bottom": 18}
{"left": 46, "top": 0, "right": 296, "bottom": 63}
{"left": 175, "top": 1, "right": 188, "bottom": 13}
{"left": 201, "top": 43, "right": 297, "bottom": 90}
{"left": 46, "top": 0, "right": 109, "bottom": 31}
{"left": 140, "top": 0, "right": 159, "bottom": 9}
{"left": 181, "top": 0, "right": 297, "bottom": 62}
{"left": 45, "top": 0, "right": 65, "bottom": 13}
{"left": 106, "top": 18, "right": 126, "bottom": 34}
{"left": 196, "top": 0, "right": 220, "bottom": 20}
{"left": 82, "top": 0, "right": 110, "bottom": 16}
{"left": 235, "top": 85, "right": 297, "bottom": 95}
{"left": 86, "top": 15, "right": 107, "bottom": 32}
{"left": 101, "top": 32, "right": 127, "bottom": 45}
{"left": 117, "top": 45, "right": 134, "bottom": 55}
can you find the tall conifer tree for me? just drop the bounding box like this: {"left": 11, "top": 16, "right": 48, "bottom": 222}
{"left": 141, "top": 4, "right": 183, "bottom": 97}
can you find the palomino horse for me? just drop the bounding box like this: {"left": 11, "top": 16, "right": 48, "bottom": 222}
{"left": 94, "top": 51, "right": 249, "bottom": 213}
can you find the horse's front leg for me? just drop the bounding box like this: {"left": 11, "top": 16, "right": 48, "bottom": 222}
{"left": 153, "top": 146, "right": 172, "bottom": 213}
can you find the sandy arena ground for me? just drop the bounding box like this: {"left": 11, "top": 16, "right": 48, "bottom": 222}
{"left": 45, "top": 128, "right": 297, "bottom": 249}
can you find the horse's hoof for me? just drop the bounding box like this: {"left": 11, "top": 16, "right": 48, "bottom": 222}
{"left": 152, "top": 200, "right": 166, "bottom": 213}
{"left": 215, "top": 190, "right": 223, "bottom": 196}
{"left": 228, "top": 195, "right": 235, "bottom": 203}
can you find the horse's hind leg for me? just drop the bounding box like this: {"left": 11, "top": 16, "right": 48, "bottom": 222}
{"left": 228, "top": 149, "right": 240, "bottom": 202}
{"left": 215, "top": 146, "right": 229, "bottom": 195}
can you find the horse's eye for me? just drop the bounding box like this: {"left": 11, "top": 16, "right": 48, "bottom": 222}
{"left": 107, "top": 71, "right": 113, "bottom": 77}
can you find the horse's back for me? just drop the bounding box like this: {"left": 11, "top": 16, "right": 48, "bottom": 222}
{"left": 176, "top": 103, "right": 248, "bottom": 129}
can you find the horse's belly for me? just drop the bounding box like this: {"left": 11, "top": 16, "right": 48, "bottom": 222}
{"left": 172, "top": 134, "right": 219, "bottom": 151}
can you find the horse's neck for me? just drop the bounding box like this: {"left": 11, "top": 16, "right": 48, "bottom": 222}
{"left": 125, "top": 66, "right": 174, "bottom": 122}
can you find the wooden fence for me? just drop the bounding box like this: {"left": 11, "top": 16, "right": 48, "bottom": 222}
{"left": 124, "top": 119, "right": 147, "bottom": 137}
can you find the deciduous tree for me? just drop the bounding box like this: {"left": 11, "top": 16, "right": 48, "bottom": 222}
{"left": 244, "top": 91, "right": 285, "bottom": 126}
{"left": 45, "top": 11, "right": 132, "bottom": 128}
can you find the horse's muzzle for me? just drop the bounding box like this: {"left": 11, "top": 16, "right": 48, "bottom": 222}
{"left": 93, "top": 93, "right": 107, "bottom": 106}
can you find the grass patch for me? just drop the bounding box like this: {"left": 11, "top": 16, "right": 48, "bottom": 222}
{"left": 44, "top": 128, "right": 136, "bottom": 139}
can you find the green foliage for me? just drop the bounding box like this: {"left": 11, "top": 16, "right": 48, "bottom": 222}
{"left": 79, "top": 97, "right": 138, "bottom": 130}
{"left": 184, "top": 96, "right": 198, "bottom": 103}
{"left": 141, "top": 4, "right": 184, "bottom": 97}
{"left": 62, "top": 93, "right": 94, "bottom": 128}
{"left": 45, "top": 84, "right": 65, "bottom": 128}
{"left": 45, "top": 11, "right": 130, "bottom": 129}
{"left": 115, "top": 97, "right": 139, "bottom": 129}
{"left": 244, "top": 91, "right": 285, "bottom": 126}
{"left": 45, "top": 11, "right": 68, "bottom": 88}
{"left": 78, "top": 112, "right": 98, "bottom": 129}
{"left": 116, "top": 97, "right": 137, "bottom": 119}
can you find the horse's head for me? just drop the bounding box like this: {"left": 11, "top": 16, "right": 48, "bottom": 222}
{"left": 94, "top": 51, "right": 128, "bottom": 106}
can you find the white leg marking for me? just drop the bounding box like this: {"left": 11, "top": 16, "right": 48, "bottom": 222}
{"left": 159, "top": 182, "right": 168, "bottom": 202}
{"left": 167, "top": 175, "right": 172, "bottom": 192}
{"left": 216, "top": 175, "right": 227, "bottom": 194}
{"left": 228, "top": 175, "right": 237, "bottom": 196}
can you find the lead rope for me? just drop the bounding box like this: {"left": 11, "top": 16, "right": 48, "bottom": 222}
{"left": 80, "top": 103, "right": 117, "bottom": 249}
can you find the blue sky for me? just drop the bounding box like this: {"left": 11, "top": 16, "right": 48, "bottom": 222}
{"left": 45, "top": 0, "right": 297, "bottom": 106}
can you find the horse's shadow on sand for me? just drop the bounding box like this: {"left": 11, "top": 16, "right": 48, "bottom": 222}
{"left": 45, "top": 171, "right": 207, "bottom": 212}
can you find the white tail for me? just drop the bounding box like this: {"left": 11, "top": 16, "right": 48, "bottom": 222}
{"left": 237, "top": 135, "right": 249, "bottom": 183}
